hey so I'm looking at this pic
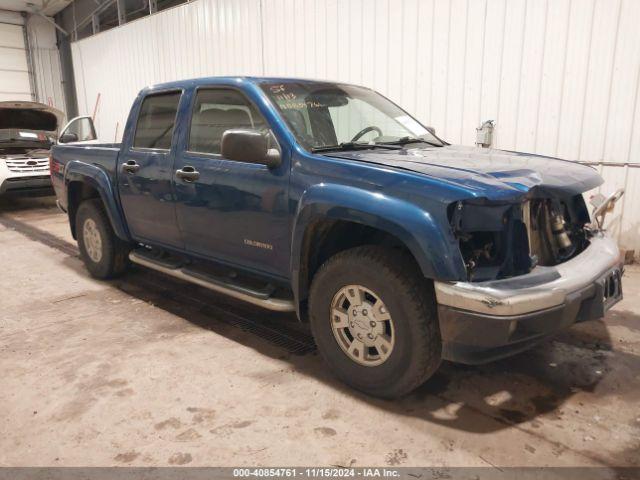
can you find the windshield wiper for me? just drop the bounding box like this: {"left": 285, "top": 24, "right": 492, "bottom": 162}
{"left": 381, "top": 136, "right": 443, "bottom": 147}
{"left": 311, "top": 142, "right": 401, "bottom": 153}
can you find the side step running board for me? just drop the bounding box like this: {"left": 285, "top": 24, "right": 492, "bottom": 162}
{"left": 129, "top": 251, "right": 295, "bottom": 312}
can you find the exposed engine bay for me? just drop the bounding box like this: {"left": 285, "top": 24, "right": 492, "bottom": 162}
{"left": 526, "top": 198, "right": 591, "bottom": 266}
{"left": 0, "top": 131, "right": 54, "bottom": 162}
{"left": 450, "top": 194, "right": 593, "bottom": 281}
{"left": 0, "top": 130, "right": 54, "bottom": 155}
{"left": 0, "top": 147, "right": 52, "bottom": 157}
{"left": 0, "top": 101, "right": 62, "bottom": 156}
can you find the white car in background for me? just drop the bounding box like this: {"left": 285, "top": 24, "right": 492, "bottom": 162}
{"left": 0, "top": 101, "right": 65, "bottom": 196}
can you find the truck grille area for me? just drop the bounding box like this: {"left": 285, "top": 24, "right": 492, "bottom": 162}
{"left": 525, "top": 197, "right": 590, "bottom": 267}
{"left": 3, "top": 156, "right": 49, "bottom": 173}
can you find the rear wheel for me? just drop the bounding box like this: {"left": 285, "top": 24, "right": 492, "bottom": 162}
{"left": 309, "top": 245, "right": 442, "bottom": 399}
{"left": 76, "top": 199, "right": 130, "bottom": 279}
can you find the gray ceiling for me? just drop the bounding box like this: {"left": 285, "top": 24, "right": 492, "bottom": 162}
{"left": 0, "top": 0, "right": 73, "bottom": 16}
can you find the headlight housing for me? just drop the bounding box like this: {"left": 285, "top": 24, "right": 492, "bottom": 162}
{"left": 449, "top": 195, "right": 591, "bottom": 282}
{"left": 449, "top": 201, "right": 532, "bottom": 281}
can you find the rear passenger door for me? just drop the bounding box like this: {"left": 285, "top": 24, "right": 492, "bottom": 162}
{"left": 173, "top": 87, "right": 290, "bottom": 278}
{"left": 117, "top": 90, "right": 184, "bottom": 249}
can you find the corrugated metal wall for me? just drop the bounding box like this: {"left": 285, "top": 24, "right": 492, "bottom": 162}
{"left": 70, "top": 0, "right": 640, "bottom": 252}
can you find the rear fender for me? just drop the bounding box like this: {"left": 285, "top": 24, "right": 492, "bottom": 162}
{"left": 65, "top": 160, "right": 130, "bottom": 241}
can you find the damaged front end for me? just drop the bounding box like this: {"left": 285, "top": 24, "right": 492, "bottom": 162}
{"left": 437, "top": 184, "right": 624, "bottom": 365}
{"left": 449, "top": 191, "right": 604, "bottom": 282}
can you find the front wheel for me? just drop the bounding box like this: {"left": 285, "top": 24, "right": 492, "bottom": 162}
{"left": 76, "top": 199, "right": 130, "bottom": 279}
{"left": 309, "top": 246, "right": 442, "bottom": 399}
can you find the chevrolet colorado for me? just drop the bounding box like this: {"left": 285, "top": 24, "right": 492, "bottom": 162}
{"left": 50, "top": 77, "right": 624, "bottom": 398}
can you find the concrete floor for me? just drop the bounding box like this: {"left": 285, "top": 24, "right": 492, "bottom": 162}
{"left": 1, "top": 196, "right": 639, "bottom": 468}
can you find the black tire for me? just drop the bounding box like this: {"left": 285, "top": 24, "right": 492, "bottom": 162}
{"left": 309, "top": 245, "right": 441, "bottom": 399}
{"left": 76, "top": 198, "right": 130, "bottom": 279}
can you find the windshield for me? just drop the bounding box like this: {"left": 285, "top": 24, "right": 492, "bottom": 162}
{"left": 261, "top": 82, "right": 443, "bottom": 151}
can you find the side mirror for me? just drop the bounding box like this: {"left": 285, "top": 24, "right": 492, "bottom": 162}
{"left": 59, "top": 132, "right": 79, "bottom": 143}
{"left": 221, "top": 129, "right": 281, "bottom": 169}
{"left": 426, "top": 126, "right": 436, "bottom": 136}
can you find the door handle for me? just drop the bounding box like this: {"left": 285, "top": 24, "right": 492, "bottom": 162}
{"left": 122, "top": 160, "right": 140, "bottom": 174}
{"left": 176, "top": 166, "right": 200, "bottom": 182}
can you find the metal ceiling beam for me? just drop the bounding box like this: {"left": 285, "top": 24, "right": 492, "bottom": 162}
{"left": 115, "top": 0, "right": 125, "bottom": 25}
{"left": 91, "top": 13, "right": 99, "bottom": 33}
{"left": 26, "top": 4, "right": 69, "bottom": 35}
{"left": 73, "top": 0, "right": 115, "bottom": 33}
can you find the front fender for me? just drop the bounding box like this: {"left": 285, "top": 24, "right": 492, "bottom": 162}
{"left": 290, "top": 184, "right": 467, "bottom": 303}
{"left": 65, "top": 161, "right": 130, "bottom": 241}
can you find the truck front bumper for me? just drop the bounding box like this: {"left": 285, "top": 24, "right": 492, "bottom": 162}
{"left": 434, "top": 234, "right": 623, "bottom": 364}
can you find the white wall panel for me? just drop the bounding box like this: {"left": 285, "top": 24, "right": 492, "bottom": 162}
{"left": 71, "top": 0, "right": 640, "bottom": 252}
{"left": 535, "top": 0, "right": 570, "bottom": 156}
{"left": 71, "top": 0, "right": 263, "bottom": 142}
{"left": 26, "top": 15, "right": 66, "bottom": 114}
{"left": 0, "top": 15, "right": 65, "bottom": 109}
{"left": 0, "top": 22, "right": 31, "bottom": 101}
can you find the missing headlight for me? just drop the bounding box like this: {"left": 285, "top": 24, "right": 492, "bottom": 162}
{"left": 450, "top": 195, "right": 591, "bottom": 281}
{"left": 450, "top": 201, "right": 533, "bottom": 281}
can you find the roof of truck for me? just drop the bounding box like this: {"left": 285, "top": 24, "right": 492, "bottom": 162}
{"left": 143, "top": 76, "right": 365, "bottom": 93}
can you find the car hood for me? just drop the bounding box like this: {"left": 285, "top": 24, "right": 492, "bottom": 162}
{"left": 0, "top": 101, "right": 65, "bottom": 132}
{"left": 327, "top": 145, "right": 602, "bottom": 201}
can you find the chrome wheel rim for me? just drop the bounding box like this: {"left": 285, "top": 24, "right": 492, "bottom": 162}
{"left": 330, "top": 284, "right": 395, "bottom": 367}
{"left": 82, "top": 218, "right": 103, "bottom": 263}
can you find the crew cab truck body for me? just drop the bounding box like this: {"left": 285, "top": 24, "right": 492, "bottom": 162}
{"left": 50, "top": 77, "right": 624, "bottom": 398}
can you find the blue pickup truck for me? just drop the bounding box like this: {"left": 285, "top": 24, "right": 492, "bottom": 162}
{"left": 50, "top": 77, "right": 623, "bottom": 398}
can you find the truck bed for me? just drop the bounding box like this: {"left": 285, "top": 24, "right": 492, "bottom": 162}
{"left": 50, "top": 143, "right": 122, "bottom": 212}
{"left": 52, "top": 143, "right": 121, "bottom": 172}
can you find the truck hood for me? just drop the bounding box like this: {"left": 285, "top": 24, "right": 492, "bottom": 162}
{"left": 327, "top": 145, "right": 602, "bottom": 201}
{"left": 0, "top": 101, "right": 65, "bottom": 132}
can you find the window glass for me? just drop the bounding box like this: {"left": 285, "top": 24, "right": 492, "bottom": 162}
{"left": 64, "top": 117, "right": 96, "bottom": 142}
{"left": 133, "top": 91, "right": 181, "bottom": 149}
{"left": 262, "top": 82, "right": 443, "bottom": 150}
{"left": 328, "top": 99, "right": 409, "bottom": 143}
{"left": 189, "top": 89, "right": 267, "bottom": 154}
